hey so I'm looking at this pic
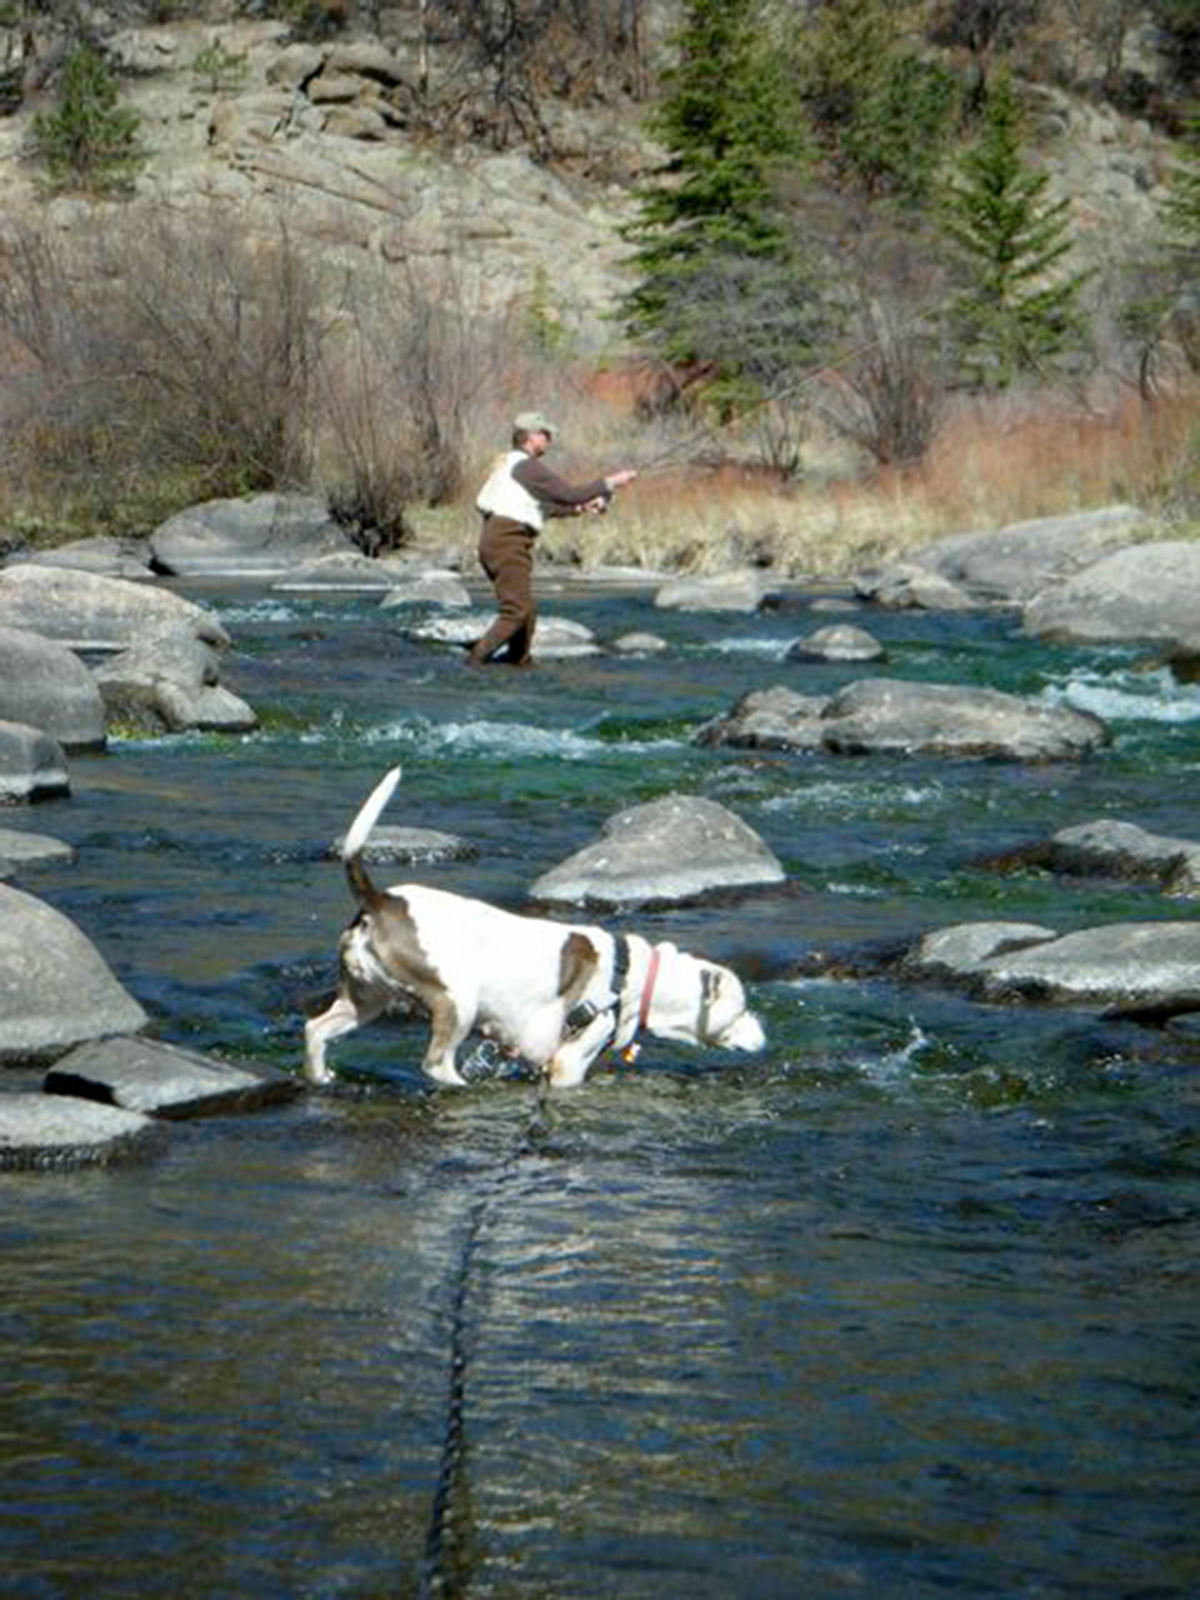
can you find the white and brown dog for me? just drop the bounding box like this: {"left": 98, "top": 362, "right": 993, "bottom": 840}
{"left": 304, "top": 767, "right": 766, "bottom": 1088}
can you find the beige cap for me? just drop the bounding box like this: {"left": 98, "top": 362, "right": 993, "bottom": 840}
{"left": 513, "top": 411, "right": 555, "bottom": 437}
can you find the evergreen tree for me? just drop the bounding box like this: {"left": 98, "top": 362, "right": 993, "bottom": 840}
{"left": 620, "top": 0, "right": 819, "bottom": 378}
{"left": 31, "top": 42, "right": 142, "bottom": 193}
{"left": 941, "top": 68, "right": 1089, "bottom": 388}
{"left": 1161, "top": 109, "right": 1200, "bottom": 269}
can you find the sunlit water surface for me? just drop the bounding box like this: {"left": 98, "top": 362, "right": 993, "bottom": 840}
{"left": 3, "top": 580, "right": 1199, "bottom": 1597}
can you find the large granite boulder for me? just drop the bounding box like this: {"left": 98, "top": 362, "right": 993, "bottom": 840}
{"left": 93, "top": 633, "right": 256, "bottom": 735}
{"left": 0, "top": 885, "right": 148, "bottom": 1063}
{"left": 818, "top": 678, "right": 1109, "bottom": 762}
{"left": 0, "top": 1094, "right": 161, "bottom": 1171}
{"left": 150, "top": 493, "right": 354, "bottom": 577}
{"left": 0, "top": 626, "right": 106, "bottom": 750}
{"left": 44, "top": 1037, "right": 299, "bottom": 1118}
{"left": 902, "top": 504, "right": 1151, "bottom": 604}
{"left": 531, "top": 793, "right": 785, "bottom": 907}
{"left": 0, "top": 565, "right": 229, "bottom": 652}
{"left": 0, "top": 722, "right": 70, "bottom": 805}
{"left": 1023, "top": 540, "right": 1200, "bottom": 649}
{"left": 855, "top": 562, "right": 978, "bottom": 611}
{"left": 904, "top": 919, "right": 1200, "bottom": 1014}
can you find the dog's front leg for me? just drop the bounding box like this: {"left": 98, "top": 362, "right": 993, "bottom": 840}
{"left": 545, "top": 1009, "right": 615, "bottom": 1089}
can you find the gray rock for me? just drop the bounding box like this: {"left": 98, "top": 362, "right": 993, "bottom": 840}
{"left": 911, "top": 504, "right": 1151, "bottom": 603}
{"left": 0, "top": 722, "right": 70, "bottom": 805}
{"left": 1023, "top": 539, "right": 1200, "bottom": 649}
{"left": 150, "top": 493, "right": 354, "bottom": 577}
{"left": 274, "top": 551, "right": 400, "bottom": 591}
{"left": 1002, "top": 819, "right": 1200, "bottom": 895}
{"left": 379, "top": 571, "right": 473, "bottom": 609}
{"left": 0, "top": 1094, "right": 161, "bottom": 1171}
{"left": 44, "top": 1037, "right": 299, "bottom": 1118}
{"left": 694, "top": 686, "right": 829, "bottom": 751}
{"left": 93, "top": 633, "right": 257, "bottom": 734}
{"left": 786, "top": 624, "right": 885, "bottom": 663}
{"left": 854, "top": 562, "right": 979, "bottom": 611}
{"left": 531, "top": 793, "right": 785, "bottom": 907}
{"left": 654, "top": 571, "right": 769, "bottom": 613}
{"left": 820, "top": 678, "right": 1110, "bottom": 762}
{"left": 905, "top": 919, "right": 1200, "bottom": 1013}
{"left": 7, "top": 536, "right": 154, "bottom": 579}
{"left": 0, "top": 826, "right": 75, "bottom": 869}
{"left": 612, "top": 631, "right": 669, "bottom": 654}
{"left": 329, "top": 825, "right": 477, "bottom": 864}
{"left": 0, "top": 565, "right": 229, "bottom": 653}
{"left": 0, "top": 885, "right": 148, "bottom": 1064}
{"left": 405, "top": 611, "right": 601, "bottom": 658}
{"left": 0, "top": 626, "right": 107, "bottom": 750}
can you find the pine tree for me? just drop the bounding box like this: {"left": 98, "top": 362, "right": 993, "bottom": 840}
{"left": 1161, "top": 109, "right": 1200, "bottom": 268}
{"left": 941, "top": 68, "right": 1090, "bottom": 388}
{"left": 31, "top": 42, "right": 143, "bottom": 194}
{"left": 620, "top": 0, "right": 818, "bottom": 376}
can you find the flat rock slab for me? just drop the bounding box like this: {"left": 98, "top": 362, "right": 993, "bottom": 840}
{"left": 905, "top": 919, "right": 1200, "bottom": 1013}
{"left": 0, "top": 1093, "right": 161, "bottom": 1170}
{"left": 274, "top": 552, "right": 401, "bottom": 591}
{"left": 532, "top": 793, "right": 785, "bottom": 908}
{"left": 44, "top": 1037, "right": 300, "bottom": 1118}
{"left": 329, "top": 825, "right": 477, "bottom": 864}
{"left": 379, "top": 572, "right": 473, "bottom": 609}
{"left": 0, "top": 885, "right": 148, "bottom": 1064}
{"left": 8, "top": 536, "right": 155, "bottom": 579}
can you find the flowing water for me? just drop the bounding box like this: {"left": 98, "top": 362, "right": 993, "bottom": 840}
{"left": 3, "top": 578, "right": 1199, "bottom": 1598}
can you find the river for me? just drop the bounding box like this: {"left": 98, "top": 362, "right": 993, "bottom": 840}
{"left": 2, "top": 577, "right": 1199, "bottom": 1597}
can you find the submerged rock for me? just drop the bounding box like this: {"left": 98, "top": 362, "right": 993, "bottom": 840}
{"left": 379, "top": 571, "right": 472, "bottom": 609}
{"left": 328, "top": 824, "right": 477, "bottom": 864}
{"left": 405, "top": 611, "right": 601, "bottom": 658}
{"left": 531, "top": 793, "right": 785, "bottom": 907}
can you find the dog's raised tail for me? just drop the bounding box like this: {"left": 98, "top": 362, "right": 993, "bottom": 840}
{"left": 342, "top": 765, "right": 401, "bottom": 904}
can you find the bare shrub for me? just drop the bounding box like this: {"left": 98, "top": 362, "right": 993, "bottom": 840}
{"left": 317, "top": 257, "right": 511, "bottom": 550}
{"left": 813, "top": 298, "right": 947, "bottom": 467}
{"left": 0, "top": 205, "right": 324, "bottom": 534}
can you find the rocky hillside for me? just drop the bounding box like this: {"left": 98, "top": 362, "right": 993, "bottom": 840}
{"left": 0, "top": 5, "right": 1186, "bottom": 357}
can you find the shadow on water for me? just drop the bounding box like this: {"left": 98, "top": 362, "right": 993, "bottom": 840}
{"left": 3, "top": 581, "right": 1200, "bottom": 1596}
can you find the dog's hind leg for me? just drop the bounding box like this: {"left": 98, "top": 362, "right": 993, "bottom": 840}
{"left": 420, "top": 991, "right": 472, "bottom": 1087}
{"left": 304, "top": 991, "right": 378, "bottom": 1085}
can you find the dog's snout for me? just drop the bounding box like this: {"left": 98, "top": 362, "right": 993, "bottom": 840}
{"left": 723, "top": 1013, "right": 766, "bottom": 1052}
